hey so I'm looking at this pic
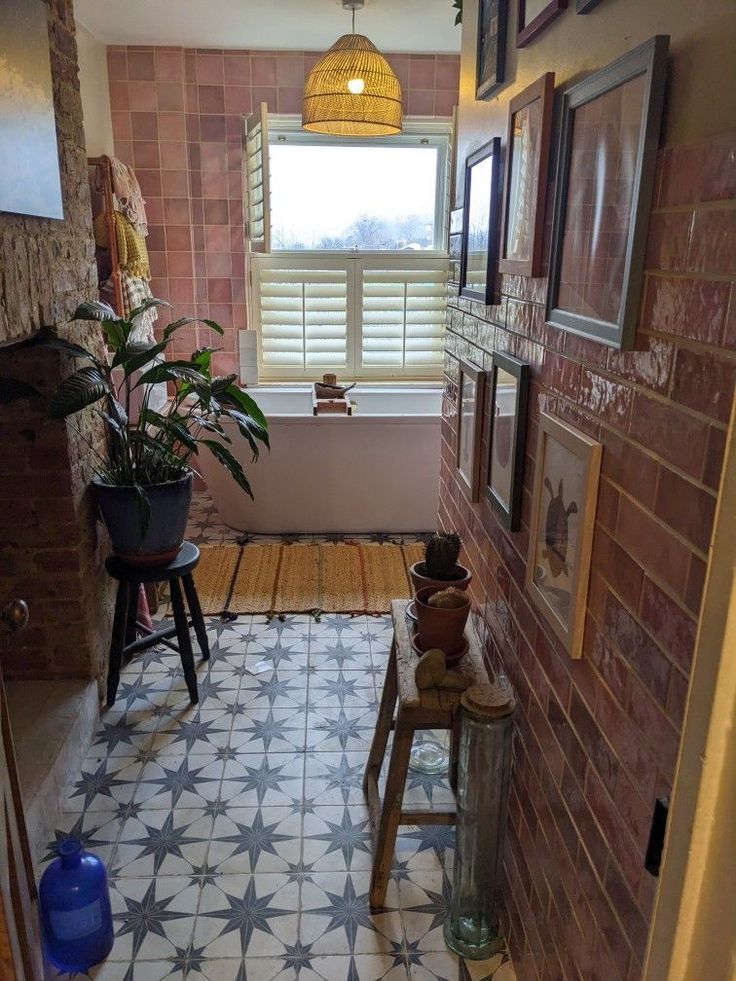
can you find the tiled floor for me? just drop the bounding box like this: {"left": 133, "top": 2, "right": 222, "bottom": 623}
{"left": 42, "top": 496, "right": 515, "bottom": 980}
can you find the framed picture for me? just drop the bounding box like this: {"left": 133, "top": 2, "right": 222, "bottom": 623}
{"left": 517, "top": 0, "right": 567, "bottom": 47}
{"left": 456, "top": 358, "right": 486, "bottom": 503}
{"left": 476, "top": 0, "right": 509, "bottom": 100}
{"left": 577, "top": 0, "right": 605, "bottom": 11}
{"left": 460, "top": 138, "right": 503, "bottom": 305}
{"left": 525, "top": 412, "right": 602, "bottom": 659}
{"left": 546, "top": 35, "right": 669, "bottom": 349}
{"left": 485, "top": 352, "right": 529, "bottom": 530}
{"left": 449, "top": 208, "right": 463, "bottom": 285}
{"left": 499, "top": 72, "right": 555, "bottom": 277}
{"left": 0, "top": 0, "right": 63, "bottom": 219}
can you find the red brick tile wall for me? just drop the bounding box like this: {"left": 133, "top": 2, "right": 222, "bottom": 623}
{"left": 442, "top": 131, "right": 735, "bottom": 980}
{"left": 0, "top": 0, "right": 115, "bottom": 683}
{"left": 106, "top": 46, "right": 460, "bottom": 374}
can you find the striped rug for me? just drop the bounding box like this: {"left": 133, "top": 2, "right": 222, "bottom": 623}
{"left": 192, "top": 541, "right": 424, "bottom": 616}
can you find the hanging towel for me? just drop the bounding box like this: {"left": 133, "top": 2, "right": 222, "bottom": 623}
{"left": 94, "top": 211, "right": 151, "bottom": 280}
{"left": 120, "top": 272, "right": 158, "bottom": 344}
{"left": 108, "top": 156, "right": 148, "bottom": 237}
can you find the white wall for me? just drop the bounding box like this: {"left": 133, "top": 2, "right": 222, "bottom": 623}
{"left": 75, "top": 23, "right": 114, "bottom": 158}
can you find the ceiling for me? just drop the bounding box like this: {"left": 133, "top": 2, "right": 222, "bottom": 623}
{"left": 75, "top": 0, "right": 461, "bottom": 54}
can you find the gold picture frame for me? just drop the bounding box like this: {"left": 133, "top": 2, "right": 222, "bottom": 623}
{"left": 525, "top": 412, "right": 602, "bottom": 658}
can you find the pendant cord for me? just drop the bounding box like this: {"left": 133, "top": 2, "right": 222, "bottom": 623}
{"left": 352, "top": 7, "right": 355, "bottom": 33}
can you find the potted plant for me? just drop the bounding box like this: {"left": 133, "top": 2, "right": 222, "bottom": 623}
{"left": 409, "top": 531, "right": 472, "bottom": 593}
{"left": 413, "top": 585, "right": 471, "bottom": 665}
{"left": 9, "top": 298, "right": 268, "bottom": 566}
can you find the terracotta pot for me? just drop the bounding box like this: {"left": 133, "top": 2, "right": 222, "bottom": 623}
{"left": 414, "top": 585, "right": 471, "bottom": 658}
{"left": 93, "top": 472, "right": 193, "bottom": 566}
{"left": 408, "top": 562, "right": 472, "bottom": 595}
{"left": 411, "top": 632, "right": 470, "bottom": 667}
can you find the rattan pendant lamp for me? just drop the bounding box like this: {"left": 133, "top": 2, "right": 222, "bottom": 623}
{"left": 302, "top": 0, "right": 403, "bottom": 136}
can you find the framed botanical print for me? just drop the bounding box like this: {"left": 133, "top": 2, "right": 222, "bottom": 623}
{"left": 517, "top": 0, "right": 567, "bottom": 47}
{"left": 485, "top": 352, "right": 529, "bottom": 530}
{"left": 456, "top": 358, "right": 486, "bottom": 503}
{"left": 525, "top": 412, "right": 602, "bottom": 659}
{"left": 499, "top": 72, "right": 555, "bottom": 277}
{"left": 546, "top": 35, "right": 669, "bottom": 349}
{"left": 476, "top": 0, "right": 508, "bottom": 100}
{"left": 460, "top": 138, "right": 503, "bottom": 305}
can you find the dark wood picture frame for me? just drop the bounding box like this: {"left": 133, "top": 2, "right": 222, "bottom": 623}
{"left": 517, "top": 0, "right": 567, "bottom": 47}
{"left": 456, "top": 358, "right": 486, "bottom": 503}
{"left": 485, "top": 351, "right": 529, "bottom": 531}
{"left": 460, "top": 138, "right": 503, "bottom": 305}
{"left": 476, "top": 0, "right": 509, "bottom": 100}
{"left": 546, "top": 35, "right": 669, "bottom": 349}
{"left": 577, "top": 0, "right": 605, "bottom": 11}
{"left": 499, "top": 72, "right": 555, "bottom": 277}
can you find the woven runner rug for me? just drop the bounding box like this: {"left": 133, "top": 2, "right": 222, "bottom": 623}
{"left": 192, "top": 541, "right": 424, "bottom": 616}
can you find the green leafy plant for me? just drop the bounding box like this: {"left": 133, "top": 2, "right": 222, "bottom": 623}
{"left": 452, "top": 0, "right": 463, "bottom": 25}
{"left": 4, "top": 298, "right": 268, "bottom": 519}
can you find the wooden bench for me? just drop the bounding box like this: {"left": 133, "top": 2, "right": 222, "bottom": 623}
{"left": 363, "top": 598, "right": 487, "bottom": 908}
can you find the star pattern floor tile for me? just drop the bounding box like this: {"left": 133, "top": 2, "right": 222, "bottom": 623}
{"left": 43, "top": 494, "right": 515, "bottom": 980}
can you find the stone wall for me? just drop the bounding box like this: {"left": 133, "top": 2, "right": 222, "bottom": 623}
{"left": 0, "top": 0, "right": 114, "bottom": 682}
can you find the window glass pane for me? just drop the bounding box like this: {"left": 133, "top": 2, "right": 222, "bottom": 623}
{"left": 269, "top": 143, "right": 439, "bottom": 251}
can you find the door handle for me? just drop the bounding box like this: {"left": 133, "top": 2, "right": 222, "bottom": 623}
{"left": 1, "top": 599, "right": 29, "bottom": 633}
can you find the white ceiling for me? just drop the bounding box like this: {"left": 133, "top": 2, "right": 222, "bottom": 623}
{"left": 75, "top": 0, "right": 461, "bottom": 54}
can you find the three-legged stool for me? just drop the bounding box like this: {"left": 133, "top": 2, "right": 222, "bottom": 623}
{"left": 363, "top": 599, "right": 486, "bottom": 908}
{"left": 105, "top": 541, "right": 209, "bottom": 707}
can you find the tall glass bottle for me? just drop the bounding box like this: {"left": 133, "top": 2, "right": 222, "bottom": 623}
{"left": 444, "top": 680, "right": 516, "bottom": 959}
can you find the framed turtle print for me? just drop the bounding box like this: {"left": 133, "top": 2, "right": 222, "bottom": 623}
{"left": 476, "top": 0, "right": 508, "bottom": 100}
{"left": 499, "top": 72, "right": 555, "bottom": 277}
{"left": 517, "top": 0, "right": 566, "bottom": 47}
{"left": 525, "top": 412, "right": 602, "bottom": 659}
{"left": 546, "top": 35, "right": 669, "bottom": 349}
{"left": 456, "top": 358, "right": 486, "bottom": 502}
{"left": 485, "top": 352, "right": 529, "bottom": 530}
{"left": 460, "top": 138, "right": 503, "bottom": 305}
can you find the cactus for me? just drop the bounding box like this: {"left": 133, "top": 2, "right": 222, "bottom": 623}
{"left": 424, "top": 532, "right": 462, "bottom": 580}
{"left": 427, "top": 587, "right": 468, "bottom": 609}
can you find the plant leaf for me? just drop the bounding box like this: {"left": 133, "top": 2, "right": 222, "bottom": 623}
{"left": 200, "top": 318, "right": 225, "bottom": 337}
{"left": 135, "top": 362, "right": 209, "bottom": 388}
{"left": 70, "top": 300, "right": 118, "bottom": 322}
{"left": 48, "top": 365, "right": 110, "bottom": 418}
{"left": 140, "top": 408, "right": 199, "bottom": 454}
{"left": 202, "top": 439, "right": 253, "bottom": 499}
{"left": 163, "top": 316, "right": 196, "bottom": 340}
{"left": 0, "top": 378, "right": 40, "bottom": 404}
{"left": 129, "top": 297, "right": 171, "bottom": 322}
{"left": 133, "top": 482, "right": 152, "bottom": 540}
{"left": 220, "top": 384, "right": 269, "bottom": 435}
{"left": 119, "top": 341, "right": 168, "bottom": 377}
{"left": 34, "top": 328, "right": 99, "bottom": 362}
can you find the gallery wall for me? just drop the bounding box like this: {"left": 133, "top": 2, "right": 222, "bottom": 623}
{"left": 444, "top": 0, "right": 736, "bottom": 978}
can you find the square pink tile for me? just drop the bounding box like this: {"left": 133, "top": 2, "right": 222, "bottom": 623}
{"left": 144, "top": 197, "right": 164, "bottom": 223}
{"left": 201, "top": 142, "right": 229, "bottom": 174}
{"left": 409, "top": 58, "right": 435, "bottom": 90}
{"left": 155, "top": 49, "right": 184, "bottom": 81}
{"left": 252, "top": 56, "right": 277, "bottom": 86}
{"left": 159, "top": 141, "right": 188, "bottom": 170}
{"left": 186, "top": 113, "right": 200, "bottom": 141}
{"left": 225, "top": 53, "right": 251, "bottom": 84}
{"left": 197, "top": 52, "right": 225, "bottom": 83}
{"left": 207, "top": 278, "right": 233, "bottom": 302}
{"left": 131, "top": 111, "right": 158, "bottom": 141}
{"left": 200, "top": 115, "right": 227, "bottom": 141}
{"left": 434, "top": 90, "right": 457, "bottom": 117}
{"left": 387, "top": 56, "right": 410, "bottom": 90}
{"left": 407, "top": 90, "right": 435, "bottom": 116}
{"left": 252, "top": 86, "right": 277, "bottom": 111}
{"left": 169, "top": 278, "right": 195, "bottom": 304}
{"left": 204, "top": 199, "right": 230, "bottom": 224}
{"left": 164, "top": 197, "right": 192, "bottom": 223}
{"left": 224, "top": 85, "right": 252, "bottom": 115}
{"left": 277, "top": 87, "right": 302, "bottom": 114}
{"left": 435, "top": 58, "right": 460, "bottom": 90}
{"left": 186, "top": 82, "right": 199, "bottom": 113}
{"left": 148, "top": 253, "right": 168, "bottom": 278}
{"left": 205, "top": 226, "right": 231, "bottom": 252}
{"left": 168, "top": 252, "right": 194, "bottom": 277}
{"left": 157, "top": 81, "right": 185, "bottom": 112}
{"left": 107, "top": 49, "right": 127, "bottom": 81}
{"left": 206, "top": 252, "right": 233, "bottom": 278}
{"left": 128, "top": 50, "right": 155, "bottom": 81}
{"left": 111, "top": 111, "right": 132, "bottom": 141}
{"left": 109, "top": 81, "right": 130, "bottom": 111}
{"left": 133, "top": 141, "right": 161, "bottom": 169}
{"left": 158, "top": 112, "right": 186, "bottom": 141}
{"left": 128, "top": 81, "right": 158, "bottom": 112}
{"left": 162, "top": 170, "right": 190, "bottom": 197}
{"left": 276, "top": 54, "right": 304, "bottom": 87}
{"left": 202, "top": 171, "right": 230, "bottom": 199}
{"left": 136, "top": 170, "right": 162, "bottom": 198}
{"left": 199, "top": 84, "right": 226, "bottom": 114}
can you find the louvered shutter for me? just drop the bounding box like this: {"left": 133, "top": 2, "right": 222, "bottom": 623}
{"left": 243, "top": 103, "right": 270, "bottom": 253}
{"left": 252, "top": 257, "right": 352, "bottom": 376}
{"left": 360, "top": 258, "right": 448, "bottom": 372}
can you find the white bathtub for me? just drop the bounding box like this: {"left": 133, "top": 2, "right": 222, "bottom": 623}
{"left": 198, "top": 386, "right": 442, "bottom": 533}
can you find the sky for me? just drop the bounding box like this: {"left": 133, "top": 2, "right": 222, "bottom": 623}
{"left": 269, "top": 143, "right": 438, "bottom": 247}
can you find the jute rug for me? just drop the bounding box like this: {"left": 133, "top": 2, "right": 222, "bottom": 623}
{"left": 192, "top": 541, "right": 425, "bottom": 616}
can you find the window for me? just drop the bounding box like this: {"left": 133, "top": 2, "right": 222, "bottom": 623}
{"left": 245, "top": 109, "right": 452, "bottom": 382}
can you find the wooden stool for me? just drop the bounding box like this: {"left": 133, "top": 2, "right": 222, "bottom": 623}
{"left": 105, "top": 541, "right": 209, "bottom": 708}
{"left": 363, "top": 599, "right": 487, "bottom": 908}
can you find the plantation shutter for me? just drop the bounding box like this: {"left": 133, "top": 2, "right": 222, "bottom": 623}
{"left": 243, "top": 103, "right": 271, "bottom": 253}
{"left": 360, "top": 259, "right": 448, "bottom": 370}
{"left": 253, "top": 257, "right": 352, "bottom": 375}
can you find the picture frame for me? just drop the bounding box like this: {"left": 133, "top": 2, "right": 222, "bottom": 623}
{"left": 460, "top": 138, "right": 503, "bottom": 305}
{"left": 577, "top": 0, "right": 605, "bottom": 11}
{"left": 499, "top": 72, "right": 555, "bottom": 277}
{"left": 546, "top": 35, "right": 670, "bottom": 349}
{"left": 456, "top": 358, "right": 487, "bottom": 503}
{"left": 484, "top": 351, "right": 529, "bottom": 531}
{"left": 476, "top": 0, "right": 509, "bottom": 100}
{"left": 525, "top": 412, "right": 602, "bottom": 659}
{"left": 449, "top": 207, "right": 464, "bottom": 285}
{"left": 517, "top": 0, "right": 567, "bottom": 48}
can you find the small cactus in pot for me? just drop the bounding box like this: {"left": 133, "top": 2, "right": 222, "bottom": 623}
{"left": 409, "top": 531, "right": 472, "bottom": 594}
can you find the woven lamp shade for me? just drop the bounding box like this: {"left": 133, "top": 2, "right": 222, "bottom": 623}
{"left": 303, "top": 33, "right": 403, "bottom": 136}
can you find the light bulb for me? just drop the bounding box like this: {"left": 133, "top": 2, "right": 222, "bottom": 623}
{"left": 347, "top": 77, "right": 365, "bottom": 94}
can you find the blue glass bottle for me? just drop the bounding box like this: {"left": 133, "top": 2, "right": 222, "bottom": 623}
{"left": 39, "top": 839, "right": 114, "bottom": 972}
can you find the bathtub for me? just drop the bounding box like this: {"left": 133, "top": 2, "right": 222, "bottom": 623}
{"left": 197, "top": 386, "right": 442, "bottom": 533}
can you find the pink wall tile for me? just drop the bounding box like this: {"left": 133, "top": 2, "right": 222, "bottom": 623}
{"left": 252, "top": 56, "right": 277, "bottom": 86}
{"left": 224, "top": 85, "right": 252, "bottom": 115}
{"left": 196, "top": 52, "right": 225, "bottom": 83}
{"left": 159, "top": 140, "right": 188, "bottom": 170}
{"left": 109, "top": 81, "right": 130, "bottom": 111}
{"left": 198, "top": 84, "right": 226, "bottom": 114}
{"left": 156, "top": 82, "right": 185, "bottom": 112}
{"left": 128, "top": 81, "right": 157, "bottom": 111}
{"left": 154, "top": 49, "right": 184, "bottom": 81}
{"left": 277, "top": 87, "right": 302, "bottom": 114}
{"left": 128, "top": 50, "right": 155, "bottom": 81}
{"left": 276, "top": 54, "right": 304, "bottom": 87}
{"left": 107, "top": 49, "right": 127, "bottom": 81}
{"left": 224, "top": 53, "right": 251, "bottom": 84}
{"left": 158, "top": 112, "right": 186, "bottom": 141}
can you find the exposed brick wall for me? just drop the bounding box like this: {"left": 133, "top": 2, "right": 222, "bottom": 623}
{"left": 105, "top": 45, "right": 460, "bottom": 375}
{"left": 0, "top": 0, "right": 114, "bottom": 683}
{"left": 441, "top": 131, "right": 735, "bottom": 979}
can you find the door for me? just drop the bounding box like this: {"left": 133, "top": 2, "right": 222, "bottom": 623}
{"left": 0, "top": 600, "right": 43, "bottom": 980}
